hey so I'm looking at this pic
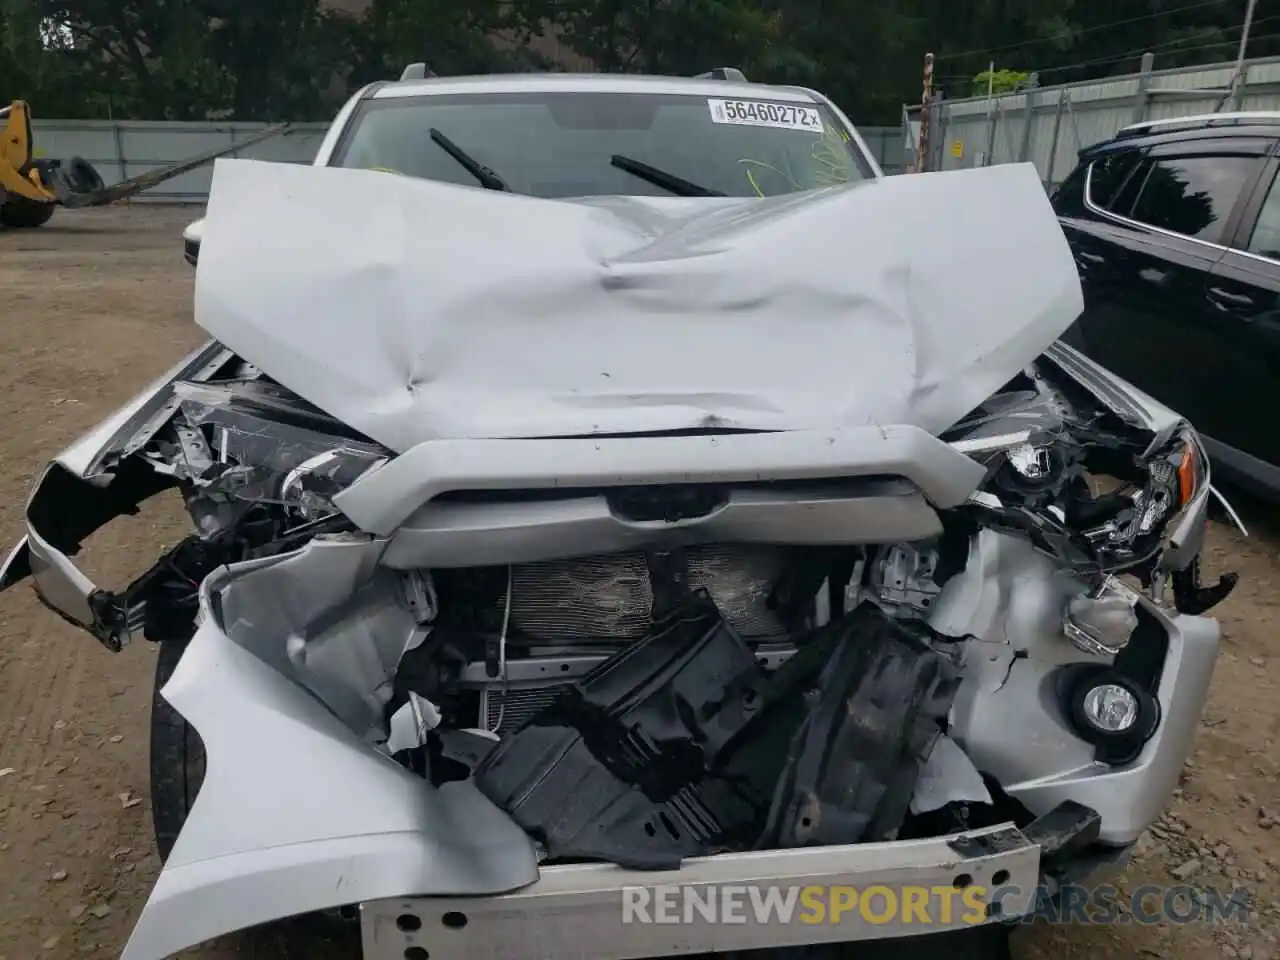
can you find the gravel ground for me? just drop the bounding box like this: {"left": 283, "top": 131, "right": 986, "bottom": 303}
{"left": 0, "top": 205, "right": 1276, "bottom": 960}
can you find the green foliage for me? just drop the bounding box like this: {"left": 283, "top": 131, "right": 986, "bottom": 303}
{"left": 971, "top": 68, "right": 1030, "bottom": 96}
{"left": 1, "top": 0, "right": 1276, "bottom": 124}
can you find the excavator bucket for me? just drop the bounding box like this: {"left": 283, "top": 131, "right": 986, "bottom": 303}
{"left": 53, "top": 121, "right": 290, "bottom": 208}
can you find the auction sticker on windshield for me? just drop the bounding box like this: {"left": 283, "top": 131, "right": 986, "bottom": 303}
{"left": 708, "top": 99, "right": 824, "bottom": 133}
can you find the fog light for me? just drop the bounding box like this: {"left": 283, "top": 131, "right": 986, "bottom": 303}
{"left": 1062, "top": 667, "right": 1160, "bottom": 765}
{"left": 1081, "top": 683, "right": 1139, "bottom": 733}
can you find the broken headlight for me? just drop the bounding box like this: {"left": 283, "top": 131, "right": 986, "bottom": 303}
{"left": 955, "top": 420, "right": 1208, "bottom": 577}
{"left": 1077, "top": 428, "right": 1205, "bottom": 563}
{"left": 152, "top": 379, "right": 390, "bottom": 533}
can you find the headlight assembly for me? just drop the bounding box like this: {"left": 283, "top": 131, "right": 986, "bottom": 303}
{"left": 150, "top": 380, "right": 391, "bottom": 533}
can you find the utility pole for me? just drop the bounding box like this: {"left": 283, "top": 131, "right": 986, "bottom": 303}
{"left": 914, "top": 52, "right": 935, "bottom": 172}
{"left": 1219, "top": 0, "right": 1259, "bottom": 111}
{"left": 1235, "top": 0, "right": 1259, "bottom": 72}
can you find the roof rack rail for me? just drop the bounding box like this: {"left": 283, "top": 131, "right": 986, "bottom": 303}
{"left": 695, "top": 67, "right": 748, "bottom": 82}
{"left": 1116, "top": 111, "right": 1280, "bottom": 139}
{"left": 400, "top": 62, "right": 439, "bottom": 81}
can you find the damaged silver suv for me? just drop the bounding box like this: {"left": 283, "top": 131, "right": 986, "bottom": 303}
{"left": 4, "top": 68, "right": 1238, "bottom": 960}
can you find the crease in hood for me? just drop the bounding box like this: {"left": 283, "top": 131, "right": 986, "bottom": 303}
{"left": 194, "top": 158, "right": 1083, "bottom": 453}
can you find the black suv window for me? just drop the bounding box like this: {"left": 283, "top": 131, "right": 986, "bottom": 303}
{"left": 1246, "top": 172, "right": 1280, "bottom": 260}
{"left": 1123, "top": 155, "right": 1255, "bottom": 244}
{"left": 1050, "top": 164, "right": 1086, "bottom": 215}
{"left": 1085, "top": 151, "right": 1142, "bottom": 211}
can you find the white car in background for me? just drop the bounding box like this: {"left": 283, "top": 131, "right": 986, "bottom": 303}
{"left": 182, "top": 217, "right": 202, "bottom": 266}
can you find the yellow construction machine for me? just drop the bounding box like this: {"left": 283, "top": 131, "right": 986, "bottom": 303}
{"left": 1, "top": 100, "right": 288, "bottom": 228}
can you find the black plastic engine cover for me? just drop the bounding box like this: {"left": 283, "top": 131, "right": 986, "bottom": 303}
{"left": 758, "top": 609, "right": 964, "bottom": 848}
{"left": 473, "top": 591, "right": 772, "bottom": 869}
{"left": 473, "top": 592, "right": 964, "bottom": 869}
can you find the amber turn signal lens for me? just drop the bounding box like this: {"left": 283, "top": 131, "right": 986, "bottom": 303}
{"left": 1177, "top": 443, "right": 1198, "bottom": 506}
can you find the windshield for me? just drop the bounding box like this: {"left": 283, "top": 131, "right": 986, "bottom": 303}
{"left": 332, "top": 91, "right": 873, "bottom": 199}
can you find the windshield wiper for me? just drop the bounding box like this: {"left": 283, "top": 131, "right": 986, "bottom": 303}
{"left": 429, "top": 128, "right": 510, "bottom": 191}
{"left": 610, "top": 155, "right": 725, "bottom": 197}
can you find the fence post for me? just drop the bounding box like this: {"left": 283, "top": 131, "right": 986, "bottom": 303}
{"left": 1018, "top": 90, "right": 1036, "bottom": 163}
{"left": 1232, "top": 64, "right": 1251, "bottom": 110}
{"left": 1044, "top": 88, "right": 1067, "bottom": 190}
{"left": 984, "top": 101, "right": 1000, "bottom": 166}
{"left": 111, "top": 121, "right": 127, "bottom": 190}
{"left": 931, "top": 96, "right": 948, "bottom": 171}
{"left": 1132, "top": 52, "right": 1155, "bottom": 125}
{"left": 901, "top": 103, "right": 915, "bottom": 172}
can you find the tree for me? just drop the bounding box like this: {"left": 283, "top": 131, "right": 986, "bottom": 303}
{"left": 971, "top": 67, "right": 1030, "bottom": 96}
{"left": 522, "top": 0, "right": 805, "bottom": 78}
{"left": 344, "top": 0, "right": 543, "bottom": 93}
{"left": 6, "top": 0, "right": 1280, "bottom": 124}
{"left": 0, "top": 1, "right": 99, "bottom": 117}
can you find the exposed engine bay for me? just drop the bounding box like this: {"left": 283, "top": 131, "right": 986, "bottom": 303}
{"left": 37, "top": 342, "right": 1230, "bottom": 868}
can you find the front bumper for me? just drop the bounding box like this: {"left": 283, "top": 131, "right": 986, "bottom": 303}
{"left": 121, "top": 554, "right": 1068, "bottom": 960}
{"left": 361, "top": 825, "right": 1046, "bottom": 960}
{"left": 117, "top": 544, "right": 1171, "bottom": 960}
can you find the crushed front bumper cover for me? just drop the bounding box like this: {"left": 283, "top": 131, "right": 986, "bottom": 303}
{"left": 118, "top": 556, "right": 1104, "bottom": 960}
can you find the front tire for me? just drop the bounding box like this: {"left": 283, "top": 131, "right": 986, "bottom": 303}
{"left": 0, "top": 195, "right": 56, "bottom": 228}
{"left": 149, "top": 635, "right": 206, "bottom": 862}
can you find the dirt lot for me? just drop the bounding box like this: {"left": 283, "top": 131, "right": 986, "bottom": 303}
{"left": 0, "top": 206, "right": 1276, "bottom": 960}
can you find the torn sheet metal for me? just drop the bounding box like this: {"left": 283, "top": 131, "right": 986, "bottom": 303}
{"left": 194, "top": 159, "right": 1082, "bottom": 451}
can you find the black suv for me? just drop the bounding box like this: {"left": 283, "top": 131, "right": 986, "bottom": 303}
{"left": 1052, "top": 113, "right": 1280, "bottom": 498}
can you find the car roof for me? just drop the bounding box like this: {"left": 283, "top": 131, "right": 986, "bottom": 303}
{"left": 1082, "top": 110, "right": 1280, "bottom": 159}
{"left": 371, "top": 72, "right": 823, "bottom": 104}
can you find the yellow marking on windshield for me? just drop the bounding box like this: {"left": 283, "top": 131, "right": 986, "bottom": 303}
{"left": 810, "top": 125, "right": 857, "bottom": 188}
{"left": 738, "top": 158, "right": 801, "bottom": 198}
{"left": 737, "top": 124, "right": 856, "bottom": 197}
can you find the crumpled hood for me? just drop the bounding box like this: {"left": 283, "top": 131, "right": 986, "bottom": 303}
{"left": 194, "top": 158, "right": 1082, "bottom": 452}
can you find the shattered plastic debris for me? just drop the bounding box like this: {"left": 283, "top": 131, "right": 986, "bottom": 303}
{"left": 385, "top": 692, "right": 442, "bottom": 754}
{"left": 474, "top": 593, "right": 963, "bottom": 869}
